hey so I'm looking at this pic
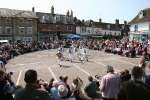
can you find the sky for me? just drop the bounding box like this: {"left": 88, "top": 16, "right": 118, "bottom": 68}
{"left": 0, "top": 0, "right": 150, "bottom": 23}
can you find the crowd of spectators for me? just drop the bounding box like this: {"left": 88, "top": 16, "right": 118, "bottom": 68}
{"left": 1, "top": 65, "right": 150, "bottom": 100}
{"left": 0, "top": 40, "right": 62, "bottom": 70}
{"left": 0, "top": 39, "right": 150, "bottom": 70}
{"left": 0, "top": 39, "right": 150, "bottom": 100}
{"left": 82, "top": 39, "right": 150, "bottom": 59}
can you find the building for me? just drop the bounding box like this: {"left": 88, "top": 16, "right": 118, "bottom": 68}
{"left": 76, "top": 19, "right": 129, "bottom": 39}
{"left": 36, "top": 6, "right": 76, "bottom": 42}
{"left": 129, "top": 8, "right": 150, "bottom": 43}
{"left": 0, "top": 8, "right": 38, "bottom": 43}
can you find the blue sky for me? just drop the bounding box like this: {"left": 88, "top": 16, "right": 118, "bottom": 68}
{"left": 0, "top": 0, "right": 150, "bottom": 23}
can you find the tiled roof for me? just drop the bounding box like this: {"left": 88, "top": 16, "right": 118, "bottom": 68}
{"left": 0, "top": 8, "right": 37, "bottom": 18}
{"left": 129, "top": 8, "right": 150, "bottom": 24}
{"left": 84, "top": 21, "right": 122, "bottom": 31}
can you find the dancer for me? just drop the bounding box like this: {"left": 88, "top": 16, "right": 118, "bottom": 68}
{"left": 56, "top": 46, "right": 64, "bottom": 67}
{"left": 68, "top": 45, "right": 76, "bottom": 62}
{"left": 79, "top": 45, "right": 88, "bottom": 63}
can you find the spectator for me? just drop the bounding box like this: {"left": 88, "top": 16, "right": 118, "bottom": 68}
{"left": 50, "top": 81, "right": 61, "bottom": 100}
{"left": 71, "top": 77, "right": 84, "bottom": 100}
{"left": 84, "top": 76, "right": 99, "bottom": 99}
{"left": 100, "top": 65, "right": 120, "bottom": 100}
{"left": 120, "top": 69, "right": 131, "bottom": 82}
{"left": 14, "top": 69, "right": 53, "bottom": 100}
{"left": 117, "top": 66, "right": 150, "bottom": 100}
{"left": 63, "top": 76, "right": 72, "bottom": 98}
{"left": 0, "top": 70, "right": 14, "bottom": 100}
{"left": 58, "top": 85, "right": 68, "bottom": 99}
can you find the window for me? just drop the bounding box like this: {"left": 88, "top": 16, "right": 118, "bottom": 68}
{"left": 19, "top": 27, "right": 25, "bottom": 34}
{"left": 56, "top": 15, "right": 61, "bottom": 23}
{"left": 139, "top": 10, "right": 144, "bottom": 19}
{"left": 26, "top": 19, "right": 33, "bottom": 24}
{"left": 5, "top": 27, "right": 12, "bottom": 34}
{"left": 68, "top": 26, "right": 72, "bottom": 31}
{"left": 42, "top": 16, "right": 46, "bottom": 23}
{"left": 27, "top": 27, "right": 32, "bottom": 34}
{"left": 107, "top": 24, "right": 110, "bottom": 29}
{"left": 0, "top": 26, "right": 2, "bottom": 34}
{"left": 6, "top": 18, "right": 11, "bottom": 24}
{"left": 134, "top": 25, "right": 138, "bottom": 32}
{"left": 56, "top": 25, "right": 61, "bottom": 30}
{"left": 19, "top": 18, "right": 25, "bottom": 24}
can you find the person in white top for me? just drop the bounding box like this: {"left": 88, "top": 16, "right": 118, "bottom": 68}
{"left": 100, "top": 65, "right": 120, "bottom": 100}
{"left": 68, "top": 45, "right": 76, "bottom": 62}
{"left": 79, "top": 45, "right": 88, "bottom": 63}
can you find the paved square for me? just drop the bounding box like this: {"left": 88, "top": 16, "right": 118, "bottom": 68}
{"left": 5, "top": 49, "right": 150, "bottom": 87}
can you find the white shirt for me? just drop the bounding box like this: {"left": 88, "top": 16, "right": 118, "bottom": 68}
{"left": 100, "top": 73, "right": 120, "bottom": 99}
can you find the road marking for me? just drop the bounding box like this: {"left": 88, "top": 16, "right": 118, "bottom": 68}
{"left": 48, "top": 67, "right": 58, "bottom": 81}
{"left": 93, "top": 60, "right": 106, "bottom": 66}
{"left": 73, "top": 63, "right": 101, "bottom": 81}
{"left": 73, "top": 64, "right": 90, "bottom": 76}
{"left": 16, "top": 71, "right": 22, "bottom": 86}
{"left": 112, "top": 59, "right": 136, "bottom": 66}
{"left": 92, "top": 60, "right": 121, "bottom": 72}
{"left": 17, "top": 62, "right": 41, "bottom": 66}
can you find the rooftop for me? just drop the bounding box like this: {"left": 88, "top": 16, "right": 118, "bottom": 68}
{"left": 129, "top": 8, "right": 150, "bottom": 24}
{"left": 0, "top": 8, "right": 37, "bottom": 18}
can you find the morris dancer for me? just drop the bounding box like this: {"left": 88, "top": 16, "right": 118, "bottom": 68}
{"left": 68, "top": 45, "right": 76, "bottom": 62}
{"left": 56, "top": 47, "right": 64, "bottom": 67}
{"left": 79, "top": 45, "right": 88, "bottom": 63}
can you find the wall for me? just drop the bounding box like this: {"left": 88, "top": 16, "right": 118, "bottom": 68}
{"left": 130, "top": 22, "right": 150, "bottom": 32}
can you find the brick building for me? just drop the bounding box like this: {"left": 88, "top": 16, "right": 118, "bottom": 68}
{"left": 36, "top": 6, "right": 76, "bottom": 41}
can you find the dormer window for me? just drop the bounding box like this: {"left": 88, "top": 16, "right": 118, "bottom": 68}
{"left": 139, "top": 10, "right": 144, "bottom": 19}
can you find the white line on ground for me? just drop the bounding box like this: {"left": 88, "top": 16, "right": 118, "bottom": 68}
{"left": 112, "top": 59, "right": 136, "bottom": 66}
{"left": 93, "top": 60, "right": 106, "bottom": 66}
{"left": 17, "top": 62, "right": 41, "bottom": 66}
{"left": 16, "top": 70, "right": 22, "bottom": 86}
{"left": 73, "top": 63, "right": 100, "bottom": 81}
{"left": 48, "top": 67, "right": 58, "bottom": 81}
{"left": 92, "top": 60, "right": 120, "bottom": 72}
{"left": 73, "top": 64, "right": 90, "bottom": 76}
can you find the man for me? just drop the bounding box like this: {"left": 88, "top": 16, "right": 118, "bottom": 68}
{"left": 117, "top": 66, "right": 150, "bottom": 100}
{"left": 100, "top": 65, "right": 120, "bottom": 100}
{"left": 68, "top": 45, "right": 76, "bottom": 62}
{"left": 15, "top": 69, "right": 53, "bottom": 100}
{"left": 84, "top": 76, "right": 99, "bottom": 99}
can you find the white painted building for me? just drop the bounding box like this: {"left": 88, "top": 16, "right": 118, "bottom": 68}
{"left": 129, "top": 8, "right": 150, "bottom": 43}
{"left": 76, "top": 21, "right": 123, "bottom": 37}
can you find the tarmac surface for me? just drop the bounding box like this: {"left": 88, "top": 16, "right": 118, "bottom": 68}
{"left": 5, "top": 49, "right": 150, "bottom": 87}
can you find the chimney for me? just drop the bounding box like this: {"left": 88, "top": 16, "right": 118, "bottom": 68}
{"left": 99, "top": 18, "right": 102, "bottom": 23}
{"left": 67, "top": 10, "right": 70, "bottom": 16}
{"left": 115, "top": 19, "right": 119, "bottom": 24}
{"left": 51, "top": 6, "right": 54, "bottom": 14}
{"left": 32, "top": 7, "right": 35, "bottom": 12}
{"left": 124, "top": 20, "right": 127, "bottom": 25}
{"left": 71, "top": 10, "right": 73, "bottom": 17}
